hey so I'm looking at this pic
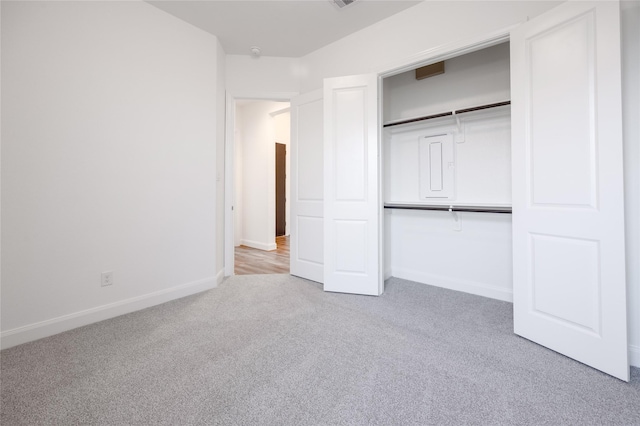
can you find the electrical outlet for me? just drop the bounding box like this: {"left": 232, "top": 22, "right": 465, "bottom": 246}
{"left": 101, "top": 271, "right": 113, "bottom": 287}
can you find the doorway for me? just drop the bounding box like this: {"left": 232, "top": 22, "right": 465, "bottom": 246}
{"left": 227, "top": 98, "right": 292, "bottom": 275}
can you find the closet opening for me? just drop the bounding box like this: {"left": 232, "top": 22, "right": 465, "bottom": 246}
{"left": 381, "top": 41, "right": 514, "bottom": 302}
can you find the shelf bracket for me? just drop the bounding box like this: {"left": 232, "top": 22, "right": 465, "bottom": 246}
{"left": 449, "top": 206, "right": 462, "bottom": 231}
{"left": 453, "top": 112, "right": 465, "bottom": 143}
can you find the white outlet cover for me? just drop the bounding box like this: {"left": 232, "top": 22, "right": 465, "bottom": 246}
{"left": 101, "top": 271, "right": 113, "bottom": 287}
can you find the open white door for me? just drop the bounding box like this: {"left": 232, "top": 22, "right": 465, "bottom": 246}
{"left": 290, "top": 90, "right": 324, "bottom": 283}
{"left": 511, "top": 1, "right": 628, "bottom": 380}
{"left": 324, "top": 74, "right": 382, "bottom": 296}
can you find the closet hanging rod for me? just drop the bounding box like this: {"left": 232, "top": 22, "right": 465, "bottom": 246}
{"left": 383, "top": 100, "right": 511, "bottom": 128}
{"left": 384, "top": 203, "right": 512, "bottom": 214}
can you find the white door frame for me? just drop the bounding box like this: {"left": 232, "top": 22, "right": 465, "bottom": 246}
{"left": 224, "top": 91, "right": 298, "bottom": 276}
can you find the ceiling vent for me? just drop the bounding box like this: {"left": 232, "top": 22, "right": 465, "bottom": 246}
{"left": 331, "top": 0, "right": 356, "bottom": 9}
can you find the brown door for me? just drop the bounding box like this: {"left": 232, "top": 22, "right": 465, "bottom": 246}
{"left": 275, "top": 143, "right": 286, "bottom": 237}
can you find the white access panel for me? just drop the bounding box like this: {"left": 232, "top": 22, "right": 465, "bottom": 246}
{"left": 419, "top": 134, "right": 454, "bottom": 199}
{"left": 323, "top": 74, "right": 382, "bottom": 296}
{"left": 290, "top": 90, "right": 324, "bottom": 283}
{"left": 511, "top": 1, "right": 628, "bottom": 380}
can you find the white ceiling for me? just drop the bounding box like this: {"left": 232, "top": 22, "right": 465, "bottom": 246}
{"left": 147, "top": 0, "right": 422, "bottom": 57}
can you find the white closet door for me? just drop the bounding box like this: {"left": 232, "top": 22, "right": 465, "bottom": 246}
{"left": 324, "top": 74, "right": 382, "bottom": 296}
{"left": 511, "top": 1, "right": 628, "bottom": 380}
{"left": 290, "top": 90, "right": 324, "bottom": 283}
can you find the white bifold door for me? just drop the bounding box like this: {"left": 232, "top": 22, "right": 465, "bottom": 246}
{"left": 511, "top": 1, "right": 628, "bottom": 381}
{"left": 290, "top": 90, "right": 325, "bottom": 283}
{"left": 323, "top": 74, "right": 383, "bottom": 296}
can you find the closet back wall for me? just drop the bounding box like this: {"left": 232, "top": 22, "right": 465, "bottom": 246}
{"left": 384, "top": 43, "right": 513, "bottom": 302}
{"left": 383, "top": 43, "right": 510, "bottom": 123}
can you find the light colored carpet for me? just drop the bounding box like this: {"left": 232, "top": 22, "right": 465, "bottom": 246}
{"left": 1, "top": 275, "right": 639, "bottom": 425}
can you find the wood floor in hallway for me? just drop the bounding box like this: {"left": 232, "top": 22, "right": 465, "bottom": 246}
{"left": 234, "top": 235, "right": 290, "bottom": 275}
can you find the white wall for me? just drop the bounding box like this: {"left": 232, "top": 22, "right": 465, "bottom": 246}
{"left": 1, "top": 1, "right": 221, "bottom": 347}
{"left": 235, "top": 101, "right": 289, "bottom": 251}
{"left": 383, "top": 43, "right": 511, "bottom": 123}
{"left": 297, "top": 1, "right": 561, "bottom": 92}
{"left": 388, "top": 210, "right": 513, "bottom": 301}
{"left": 384, "top": 43, "right": 512, "bottom": 205}
{"left": 384, "top": 111, "right": 513, "bottom": 302}
{"left": 385, "top": 113, "right": 511, "bottom": 205}
{"left": 226, "top": 55, "right": 301, "bottom": 94}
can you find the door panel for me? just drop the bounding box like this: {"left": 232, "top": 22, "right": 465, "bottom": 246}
{"left": 334, "top": 88, "right": 367, "bottom": 201}
{"left": 511, "top": 0, "right": 628, "bottom": 381}
{"left": 528, "top": 11, "right": 596, "bottom": 207}
{"left": 324, "top": 74, "right": 382, "bottom": 296}
{"left": 290, "top": 90, "right": 324, "bottom": 283}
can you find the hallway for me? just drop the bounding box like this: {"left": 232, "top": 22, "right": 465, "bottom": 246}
{"left": 234, "top": 236, "right": 289, "bottom": 275}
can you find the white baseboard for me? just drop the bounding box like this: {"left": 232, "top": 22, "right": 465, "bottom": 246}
{"left": 0, "top": 276, "right": 218, "bottom": 350}
{"left": 630, "top": 344, "right": 640, "bottom": 368}
{"left": 216, "top": 268, "right": 225, "bottom": 285}
{"left": 391, "top": 268, "right": 513, "bottom": 303}
{"left": 241, "top": 239, "right": 277, "bottom": 251}
{"left": 384, "top": 267, "right": 393, "bottom": 281}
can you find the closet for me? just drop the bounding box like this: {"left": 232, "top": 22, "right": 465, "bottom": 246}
{"left": 320, "top": 1, "right": 628, "bottom": 380}
{"left": 382, "top": 43, "right": 514, "bottom": 302}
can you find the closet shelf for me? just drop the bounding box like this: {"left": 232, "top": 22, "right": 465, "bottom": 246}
{"left": 383, "top": 100, "right": 511, "bottom": 128}
{"left": 384, "top": 203, "right": 512, "bottom": 214}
